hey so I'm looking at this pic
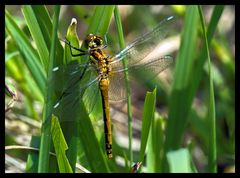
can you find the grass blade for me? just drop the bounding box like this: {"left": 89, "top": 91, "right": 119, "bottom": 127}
{"left": 114, "top": 5, "right": 133, "bottom": 165}
{"left": 51, "top": 115, "right": 73, "bottom": 173}
{"left": 162, "top": 5, "right": 199, "bottom": 171}
{"left": 207, "top": 5, "right": 224, "bottom": 41}
{"left": 146, "top": 115, "right": 164, "bottom": 172}
{"left": 31, "top": 5, "right": 64, "bottom": 65}
{"left": 38, "top": 5, "right": 61, "bottom": 172}
{"left": 162, "top": 5, "right": 221, "bottom": 172}
{"left": 22, "top": 5, "right": 50, "bottom": 72}
{"left": 188, "top": 5, "right": 224, "bottom": 105}
{"left": 139, "top": 88, "right": 156, "bottom": 162}
{"left": 198, "top": 6, "right": 217, "bottom": 173}
{"left": 26, "top": 136, "right": 58, "bottom": 173}
{"left": 87, "top": 5, "right": 115, "bottom": 35}
{"left": 59, "top": 18, "right": 80, "bottom": 172}
{"left": 5, "top": 10, "right": 46, "bottom": 95}
{"left": 167, "top": 148, "right": 193, "bottom": 173}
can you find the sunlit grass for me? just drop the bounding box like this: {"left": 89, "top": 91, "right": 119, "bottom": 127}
{"left": 5, "top": 5, "right": 235, "bottom": 173}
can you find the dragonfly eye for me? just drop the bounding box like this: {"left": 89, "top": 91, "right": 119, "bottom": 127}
{"left": 85, "top": 34, "right": 103, "bottom": 49}
{"left": 94, "top": 37, "right": 103, "bottom": 46}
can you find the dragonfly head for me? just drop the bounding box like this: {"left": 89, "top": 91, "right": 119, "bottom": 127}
{"left": 84, "top": 34, "right": 103, "bottom": 49}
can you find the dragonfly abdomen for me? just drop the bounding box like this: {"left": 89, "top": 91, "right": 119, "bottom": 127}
{"left": 100, "top": 79, "right": 112, "bottom": 159}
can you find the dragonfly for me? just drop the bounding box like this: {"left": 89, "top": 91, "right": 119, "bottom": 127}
{"left": 52, "top": 16, "right": 175, "bottom": 159}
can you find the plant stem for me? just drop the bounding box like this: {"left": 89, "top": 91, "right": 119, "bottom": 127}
{"left": 114, "top": 6, "right": 133, "bottom": 165}
{"left": 38, "top": 5, "right": 60, "bottom": 172}
{"left": 198, "top": 5, "right": 217, "bottom": 173}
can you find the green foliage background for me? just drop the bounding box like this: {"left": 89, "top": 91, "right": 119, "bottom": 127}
{"left": 5, "top": 5, "right": 235, "bottom": 173}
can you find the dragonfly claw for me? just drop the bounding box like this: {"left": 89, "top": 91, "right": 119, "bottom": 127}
{"left": 64, "top": 37, "right": 71, "bottom": 44}
{"left": 59, "top": 37, "right": 70, "bottom": 45}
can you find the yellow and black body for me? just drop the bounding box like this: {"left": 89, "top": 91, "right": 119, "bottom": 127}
{"left": 84, "top": 34, "right": 113, "bottom": 159}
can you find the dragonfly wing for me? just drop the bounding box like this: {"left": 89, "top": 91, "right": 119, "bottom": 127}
{"left": 52, "top": 62, "right": 93, "bottom": 92}
{"left": 108, "top": 55, "right": 173, "bottom": 102}
{"left": 108, "top": 68, "right": 128, "bottom": 101}
{"left": 111, "top": 16, "right": 175, "bottom": 67}
{"left": 127, "top": 55, "right": 174, "bottom": 80}
{"left": 82, "top": 76, "right": 101, "bottom": 115}
{"left": 52, "top": 62, "right": 100, "bottom": 123}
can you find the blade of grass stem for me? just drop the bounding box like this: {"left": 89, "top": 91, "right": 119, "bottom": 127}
{"left": 198, "top": 5, "right": 217, "bottom": 173}
{"left": 188, "top": 5, "right": 224, "bottom": 105}
{"left": 51, "top": 115, "right": 73, "bottom": 173}
{"left": 38, "top": 5, "right": 60, "bottom": 172}
{"left": 162, "top": 5, "right": 199, "bottom": 172}
{"left": 146, "top": 115, "right": 164, "bottom": 172}
{"left": 31, "top": 5, "right": 63, "bottom": 66}
{"left": 22, "top": 5, "right": 50, "bottom": 72}
{"left": 114, "top": 5, "right": 133, "bottom": 165}
{"left": 139, "top": 89, "right": 156, "bottom": 163}
{"left": 87, "top": 5, "right": 114, "bottom": 36}
{"left": 5, "top": 10, "right": 46, "bottom": 95}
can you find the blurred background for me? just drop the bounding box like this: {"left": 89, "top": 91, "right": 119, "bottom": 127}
{"left": 5, "top": 5, "right": 235, "bottom": 173}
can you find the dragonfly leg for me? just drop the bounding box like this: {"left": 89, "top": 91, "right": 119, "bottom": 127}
{"left": 62, "top": 37, "right": 87, "bottom": 57}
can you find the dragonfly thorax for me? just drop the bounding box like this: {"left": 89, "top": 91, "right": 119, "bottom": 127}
{"left": 89, "top": 48, "right": 112, "bottom": 82}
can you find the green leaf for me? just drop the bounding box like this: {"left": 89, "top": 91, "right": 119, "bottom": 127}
{"left": 188, "top": 5, "right": 224, "bottom": 108}
{"left": 64, "top": 18, "right": 80, "bottom": 64}
{"left": 26, "top": 136, "right": 40, "bottom": 172}
{"left": 26, "top": 136, "right": 58, "bottom": 173}
{"left": 198, "top": 5, "right": 217, "bottom": 173}
{"left": 114, "top": 5, "right": 133, "bottom": 164}
{"left": 146, "top": 114, "right": 165, "bottom": 172}
{"left": 5, "top": 51, "right": 19, "bottom": 61}
{"left": 51, "top": 115, "right": 73, "bottom": 173}
{"left": 166, "top": 148, "right": 193, "bottom": 173}
{"left": 87, "top": 5, "right": 115, "bottom": 36}
{"left": 162, "top": 5, "right": 222, "bottom": 172}
{"left": 58, "top": 17, "right": 84, "bottom": 172}
{"left": 22, "top": 5, "right": 50, "bottom": 72}
{"left": 31, "top": 5, "right": 63, "bottom": 66}
{"left": 206, "top": 5, "right": 224, "bottom": 41}
{"left": 38, "top": 5, "right": 61, "bottom": 173}
{"left": 5, "top": 9, "right": 46, "bottom": 95}
{"left": 162, "top": 5, "right": 199, "bottom": 172}
{"left": 139, "top": 88, "right": 156, "bottom": 162}
{"left": 5, "top": 52, "right": 44, "bottom": 103}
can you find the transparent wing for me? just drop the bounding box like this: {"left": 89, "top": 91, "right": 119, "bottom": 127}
{"left": 51, "top": 62, "right": 101, "bottom": 123}
{"left": 52, "top": 61, "right": 94, "bottom": 93}
{"left": 111, "top": 16, "right": 175, "bottom": 67}
{"left": 108, "top": 55, "right": 174, "bottom": 101}
{"left": 108, "top": 69, "right": 127, "bottom": 101}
